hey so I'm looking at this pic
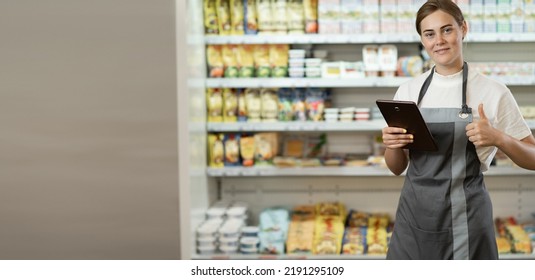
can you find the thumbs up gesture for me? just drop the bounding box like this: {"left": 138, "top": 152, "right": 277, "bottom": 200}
{"left": 465, "top": 103, "right": 499, "bottom": 148}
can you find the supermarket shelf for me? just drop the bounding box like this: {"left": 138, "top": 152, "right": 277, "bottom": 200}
{"left": 192, "top": 253, "right": 535, "bottom": 260}
{"left": 207, "top": 120, "right": 386, "bottom": 132}
{"left": 193, "top": 253, "right": 386, "bottom": 260}
{"left": 205, "top": 77, "right": 411, "bottom": 88}
{"left": 207, "top": 166, "right": 535, "bottom": 177}
{"left": 207, "top": 120, "right": 535, "bottom": 132}
{"left": 204, "top": 33, "right": 420, "bottom": 44}
{"left": 207, "top": 166, "right": 393, "bottom": 177}
{"left": 204, "top": 33, "right": 535, "bottom": 45}
{"left": 205, "top": 76, "right": 535, "bottom": 88}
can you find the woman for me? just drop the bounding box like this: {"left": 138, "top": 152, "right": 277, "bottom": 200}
{"left": 383, "top": 0, "right": 535, "bottom": 260}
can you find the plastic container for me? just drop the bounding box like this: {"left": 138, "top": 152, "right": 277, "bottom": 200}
{"left": 289, "top": 67, "right": 305, "bottom": 78}
{"left": 206, "top": 207, "right": 226, "bottom": 219}
{"left": 289, "top": 58, "right": 305, "bottom": 68}
{"left": 305, "top": 58, "right": 322, "bottom": 68}
{"left": 219, "top": 236, "right": 240, "bottom": 247}
{"left": 241, "top": 226, "right": 259, "bottom": 237}
{"left": 197, "top": 244, "right": 216, "bottom": 255}
{"left": 289, "top": 49, "right": 306, "bottom": 59}
{"left": 196, "top": 221, "right": 221, "bottom": 238}
{"left": 240, "top": 237, "right": 260, "bottom": 250}
{"left": 196, "top": 236, "right": 217, "bottom": 247}
{"left": 226, "top": 206, "right": 247, "bottom": 218}
{"left": 305, "top": 67, "right": 321, "bottom": 78}
{"left": 219, "top": 245, "right": 239, "bottom": 254}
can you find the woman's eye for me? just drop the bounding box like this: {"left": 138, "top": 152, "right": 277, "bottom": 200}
{"left": 424, "top": 33, "right": 434, "bottom": 38}
{"left": 443, "top": 28, "right": 452, "bottom": 34}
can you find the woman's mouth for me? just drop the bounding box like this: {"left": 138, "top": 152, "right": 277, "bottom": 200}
{"left": 435, "top": 48, "right": 449, "bottom": 55}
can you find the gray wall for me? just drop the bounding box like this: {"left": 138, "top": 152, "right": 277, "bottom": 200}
{"left": 0, "top": 1, "right": 180, "bottom": 259}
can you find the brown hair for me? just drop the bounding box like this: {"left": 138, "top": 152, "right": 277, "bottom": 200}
{"left": 415, "top": 0, "right": 465, "bottom": 35}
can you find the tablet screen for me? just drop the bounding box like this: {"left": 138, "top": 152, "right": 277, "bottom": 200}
{"left": 376, "top": 99, "right": 438, "bottom": 151}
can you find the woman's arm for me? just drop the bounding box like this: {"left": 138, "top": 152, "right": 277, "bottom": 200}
{"left": 466, "top": 104, "right": 535, "bottom": 170}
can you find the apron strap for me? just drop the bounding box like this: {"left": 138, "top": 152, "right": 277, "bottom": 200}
{"left": 417, "top": 62, "right": 471, "bottom": 115}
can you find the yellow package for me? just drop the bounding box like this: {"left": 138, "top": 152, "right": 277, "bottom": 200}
{"left": 206, "top": 45, "right": 224, "bottom": 78}
{"left": 287, "top": 0, "right": 305, "bottom": 33}
{"left": 269, "top": 44, "right": 289, "bottom": 77}
{"left": 256, "top": 0, "right": 274, "bottom": 33}
{"left": 223, "top": 88, "right": 238, "bottom": 122}
{"left": 253, "top": 44, "right": 271, "bottom": 77}
{"left": 208, "top": 134, "right": 225, "bottom": 168}
{"left": 244, "top": 0, "right": 258, "bottom": 34}
{"left": 206, "top": 88, "right": 223, "bottom": 122}
{"left": 260, "top": 88, "right": 279, "bottom": 121}
{"left": 240, "top": 135, "right": 255, "bottom": 167}
{"left": 229, "top": 0, "right": 245, "bottom": 35}
{"left": 303, "top": 0, "right": 318, "bottom": 33}
{"left": 216, "top": 0, "right": 231, "bottom": 35}
{"left": 244, "top": 88, "right": 261, "bottom": 121}
{"left": 236, "top": 45, "right": 255, "bottom": 77}
{"left": 203, "top": 0, "right": 219, "bottom": 35}
{"left": 222, "top": 45, "right": 239, "bottom": 78}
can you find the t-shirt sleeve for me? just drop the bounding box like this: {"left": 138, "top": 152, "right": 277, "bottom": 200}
{"left": 495, "top": 89, "right": 532, "bottom": 141}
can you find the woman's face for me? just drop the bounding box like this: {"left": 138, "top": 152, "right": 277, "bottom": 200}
{"left": 420, "top": 10, "right": 466, "bottom": 75}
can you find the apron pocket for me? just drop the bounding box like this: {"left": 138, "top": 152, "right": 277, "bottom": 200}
{"left": 409, "top": 223, "right": 453, "bottom": 259}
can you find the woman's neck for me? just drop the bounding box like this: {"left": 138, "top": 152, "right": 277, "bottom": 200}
{"left": 434, "top": 61, "right": 464, "bottom": 76}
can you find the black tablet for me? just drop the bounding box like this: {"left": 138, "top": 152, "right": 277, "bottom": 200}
{"left": 376, "top": 99, "right": 438, "bottom": 151}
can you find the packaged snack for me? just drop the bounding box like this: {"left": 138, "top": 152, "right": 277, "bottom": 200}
{"left": 362, "top": 44, "right": 380, "bottom": 77}
{"left": 283, "top": 135, "right": 305, "bottom": 158}
{"left": 223, "top": 88, "right": 238, "bottom": 122}
{"left": 292, "top": 89, "right": 307, "bottom": 121}
{"left": 277, "top": 88, "right": 294, "bottom": 121}
{"left": 305, "top": 88, "right": 325, "bottom": 121}
{"left": 272, "top": 0, "right": 289, "bottom": 33}
{"left": 258, "top": 207, "right": 289, "bottom": 254}
{"left": 208, "top": 133, "right": 225, "bottom": 167}
{"left": 254, "top": 132, "right": 280, "bottom": 165}
{"left": 237, "top": 89, "right": 247, "bottom": 122}
{"left": 206, "top": 88, "right": 223, "bottom": 122}
{"left": 287, "top": 0, "right": 305, "bottom": 33}
{"left": 303, "top": 0, "right": 318, "bottom": 33}
{"left": 253, "top": 44, "right": 271, "bottom": 77}
{"left": 206, "top": 45, "right": 224, "bottom": 78}
{"left": 378, "top": 44, "right": 398, "bottom": 77}
{"left": 273, "top": 156, "right": 297, "bottom": 167}
{"left": 260, "top": 88, "right": 279, "bottom": 121}
{"left": 236, "top": 45, "right": 255, "bottom": 77}
{"left": 224, "top": 134, "right": 241, "bottom": 166}
{"left": 239, "top": 134, "right": 255, "bottom": 167}
{"left": 222, "top": 45, "right": 239, "bottom": 78}
{"left": 270, "top": 44, "right": 290, "bottom": 77}
{"left": 229, "top": 0, "right": 245, "bottom": 35}
{"left": 203, "top": 0, "right": 219, "bottom": 35}
{"left": 244, "top": 0, "right": 259, "bottom": 34}
{"left": 244, "top": 88, "right": 262, "bottom": 121}
{"left": 304, "top": 133, "right": 326, "bottom": 158}
{"left": 256, "top": 0, "right": 275, "bottom": 33}
{"left": 216, "top": 0, "right": 232, "bottom": 35}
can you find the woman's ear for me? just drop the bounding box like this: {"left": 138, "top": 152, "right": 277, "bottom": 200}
{"left": 462, "top": 20, "right": 468, "bottom": 39}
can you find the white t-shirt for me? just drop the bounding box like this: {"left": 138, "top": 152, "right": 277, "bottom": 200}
{"left": 394, "top": 63, "right": 532, "bottom": 171}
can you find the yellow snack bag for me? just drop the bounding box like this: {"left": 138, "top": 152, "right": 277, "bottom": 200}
{"left": 216, "top": 0, "right": 231, "bottom": 35}
{"left": 203, "top": 0, "right": 219, "bottom": 35}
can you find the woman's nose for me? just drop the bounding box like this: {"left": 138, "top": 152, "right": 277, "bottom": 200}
{"left": 435, "top": 33, "right": 445, "bottom": 45}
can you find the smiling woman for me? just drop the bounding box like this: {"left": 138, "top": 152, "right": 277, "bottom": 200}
{"left": 380, "top": 0, "right": 535, "bottom": 260}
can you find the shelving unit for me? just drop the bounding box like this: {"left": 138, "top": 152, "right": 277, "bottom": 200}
{"left": 179, "top": 1, "right": 535, "bottom": 260}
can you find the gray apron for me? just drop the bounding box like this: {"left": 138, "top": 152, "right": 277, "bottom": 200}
{"left": 386, "top": 62, "right": 498, "bottom": 260}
